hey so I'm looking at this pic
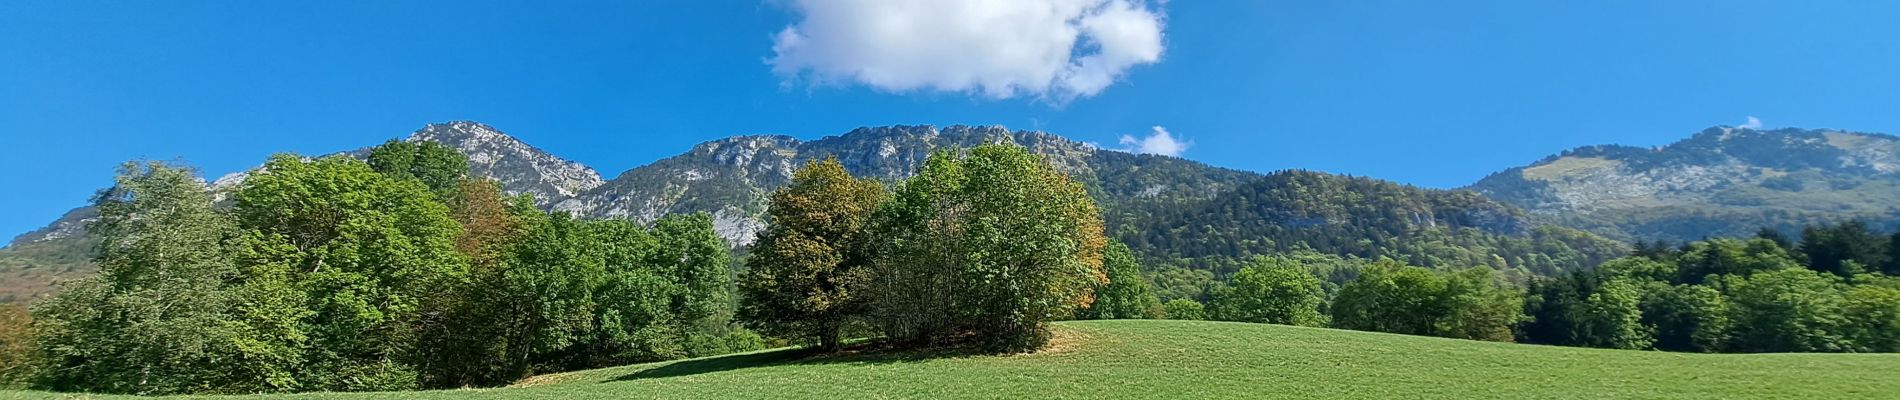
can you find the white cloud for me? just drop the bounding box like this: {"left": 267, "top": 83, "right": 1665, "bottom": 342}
{"left": 768, "top": 0, "right": 1166, "bottom": 102}
{"left": 1739, "top": 116, "right": 1763, "bottom": 129}
{"left": 1118, "top": 126, "right": 1189, "bottom": 156}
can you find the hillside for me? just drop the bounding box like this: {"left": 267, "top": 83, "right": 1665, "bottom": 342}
{"left": 4, "top": 122, "right": 1614, "bottom": 302}
{"left": 1469, "top": 126, "right": 1900, "bottom": 242}
{"left": 1123, "top": 170, "right": 1623, "bottom": 277}
{"left": 7, "top": 320, "right": 1894, "bottom": 399}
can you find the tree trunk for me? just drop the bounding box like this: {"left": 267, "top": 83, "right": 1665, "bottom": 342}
{"left": 819, "top": 323, "right": 843, "bottom": 352}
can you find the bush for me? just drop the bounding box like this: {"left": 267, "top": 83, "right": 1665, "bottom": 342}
{"left": 1164, "top": 299, "right": 1206, "bottom": 320}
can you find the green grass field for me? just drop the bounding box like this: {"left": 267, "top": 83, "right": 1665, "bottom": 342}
{"left": 6, "top": 320, "right": 1898, "bottom": 399}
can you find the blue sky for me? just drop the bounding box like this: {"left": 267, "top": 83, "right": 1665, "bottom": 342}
{"left": 3, "top": 0, "right": 1898, "bottom": 239}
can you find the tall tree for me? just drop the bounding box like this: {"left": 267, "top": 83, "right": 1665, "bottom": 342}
{"left": 1884, "top": 231, "right": 1900, "bottom": 276}
{"left": 1573, "top": 280, "right": 1652, "bottom": 349}
{"left": 1640, "top": 283, "right": 1731, "bottom": 352}
{"left": 29, "top": 162, "right": 262, "bottom": 394}
{"left": 1754, "top": 227, "right": 1794, "bottom": 251}
{"left": 740, "top": 158, "right": 887, "bottom": 351}
{"left": 648, "top": 213, "right": 738, "bottom": 356}
{"left": 1797, "top": 221, "right": 1887, "bottom": 277}
{"left": 233, "top": 154, "right": 468, "bottom": 391}
{"left": 870, "top": 145, "right": 1108, "bottom": 351}
{"left": 588, "top": 218, "right": 678, "bottom": 363}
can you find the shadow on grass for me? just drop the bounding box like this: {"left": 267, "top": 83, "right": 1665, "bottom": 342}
{"left": 612, "top": 341, "right": 989, "bottom": 382}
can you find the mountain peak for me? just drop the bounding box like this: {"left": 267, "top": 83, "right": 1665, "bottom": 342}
{"left": 409, "top": 121, "right": 515, "bottom": 145}
{"left": 406, "top": 121, "right": 605, "bottom": 203}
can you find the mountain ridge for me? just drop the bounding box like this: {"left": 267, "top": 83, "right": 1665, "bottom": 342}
{"left": 1468, "top": 125, "right": 1900, "bottom": 241}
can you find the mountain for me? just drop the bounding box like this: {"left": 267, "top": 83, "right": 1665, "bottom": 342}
{"left": 1122, "top": 170, "right": 1623, "bottom": 278}
{"left": 3, "top": 122, "right": 1620, "bottom": 302}
{"left": 410, "top": 121, "right": 606, "bottom": 206}
{"left": 1468, "top": 126, "right": 1900, "bottom": 242}
{"left": 557, "top": 125, "right": 1256, "bottom": 246}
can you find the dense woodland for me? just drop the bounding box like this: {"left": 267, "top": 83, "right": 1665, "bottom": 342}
{"left": 2, "top": 141, "right": 1899, "bottom": 396}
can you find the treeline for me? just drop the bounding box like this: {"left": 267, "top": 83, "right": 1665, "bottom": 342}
{"left": 1156, "top": 254, "right": 1525, "bottom": 342}
{"left": 1151, "top": 223, "right": 1900, "bottom": 353}
{"left": 1520, "top": 223, "right": 1900, "bottom": 352}
{"left": 8, "top": 141, "right": 759, "bottom": 394}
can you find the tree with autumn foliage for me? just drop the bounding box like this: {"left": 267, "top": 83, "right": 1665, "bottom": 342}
{"left": 739, "top": 158, "right": 887, "bottom": 351}
{"left": 868, "top": 144, "right": 1108, "bottom": 352}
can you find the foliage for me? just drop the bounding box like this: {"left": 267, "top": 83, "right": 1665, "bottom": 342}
{"left": 1119, "top": 170, "right": 1627, "bottom": 278}
{"left": 1720, "top": 269, "right": 1852, "bottom": 353}
{"left": 1674, "top": 238, "right": 1799, "bottom": 283}
{"left": 1572, "top": 279, "right": 1652, "bottom": 349}
{"left": 1839, "top": 284, "right": 1900, "bottom": 352}
{"left": 27, "top": 162, "right": 263, "bottom": 394}
{"left": 1079, "top": 241, "right": 1163, "bottom": 320}
{"left": 232, "top": 154, "right": 469, "bottom": 391}
{"left": 1436, "top": 268, "right": 1527, "bottom": 342}
{"left": 1331, "top": 262, "right": 1449, "bottom": 337}
{"left": 1522, "top": 222, "right": 1900, "bottom": 354}
{"left": 740, "top": 158, "right": 887, "bottom": 350}
{"left": 0, "top": 304, "right": 31, "bottom": 388}
{"left": 367, "top": 139, "right": 470, "bottom": 199}
{"left": 868, "top": 144, "right": 1108, "bottom": 352}
{"left": 1206, "top": 256, "right": 1326, "bottom": 326}
{"left": 1798, "top": 220, "right": 1888, "bottom": 276}
{"left": 1639, "top": 283, "right": 1730, "bottom": 352}
{"left": 1162, "top": 299, "right": 1205, "bottom": 321}
{"left": 1329, "top": 262, "right": 1522, "bottom": 342}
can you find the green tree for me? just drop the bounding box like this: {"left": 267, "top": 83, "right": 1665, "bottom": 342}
{"left": 1330, "top": 261, "right": 1448, "bottom": 337}
{"left": 1438, "top": 268, "right": 1526, "bottom": 342}
{"left": 1721, "top": 268, "right": 1850, "bottom": 353}
{"left": 29, "top": 162, "right": 262, "bottom": 394}
{"left": 1595, "top": 257, "right": 1676, "bottom": 283}
{"left": 1839, "top": 285, "right": 1900, "bottom": 352}
{"left": 367, "top": 139, "right": 470, "bottom": 199}
{"left": 1573, "top": 279, "right": 1652, "bottom": 349}
{"left": 648, "top": 213, "right": 740, "bottom": 357}
{"left": 1883, "top": 231, "right": 1900, "bottom": 276}
{"left": 1163, "top": 299, "right": 1205, "bottom": 320}
{"left": 740, "top": 158, "right": 887, "bottom": 351}
{"left": 1676, "top": 238, "right": 1799, "bottom": 283}
{"left": 1797, "top": 221, "right": 1887, "bottom": 277}
{"left": 1519, "top": 271, "right": 1595, "bottom": 346}
{"left": 870, "top": 145, "right": 1108, "bottom": 352}
{"left": 497, "top": 210, "right": 607, "bottom": 375}
{"left": 1207, "top": 256, "right": 1326, "bottom": 327}
{"left": 1081, "top": 242, "right": 1163, "bottom": 320}
{"left": 232, "top": 154, "right": 468, "bottom": 391}
{"left": 1754, "top": 227, "right": 1794, "bottom": 251}
{"left": 1640, "top": 283, "right": 1731, "bottom": 352}
{"left": 587, "top": 218, "right": 681, "bottom": 364}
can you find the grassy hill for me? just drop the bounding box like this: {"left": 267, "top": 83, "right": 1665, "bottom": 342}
{"left": 6, "top": 320, "right": 1897, "bottom": 399}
